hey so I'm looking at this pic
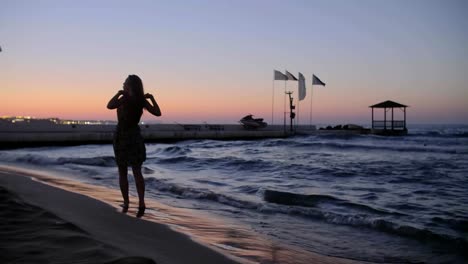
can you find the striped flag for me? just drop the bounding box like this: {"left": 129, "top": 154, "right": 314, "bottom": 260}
{"left": 312, "top": 74, "right": 326, "bottom": 86}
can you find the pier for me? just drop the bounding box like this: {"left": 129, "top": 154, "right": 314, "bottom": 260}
{"left": 0, "top": 99, "right": 411, "bottom": 149}
{"left": 0, "top": 122, "right": 311, "bottom": 149}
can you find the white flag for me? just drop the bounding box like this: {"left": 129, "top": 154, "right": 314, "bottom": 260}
{"left": 298, "top": 72, "right": 306, "bottom": 101}
{"left": 274, "top": 70, "right": 287, "bottom": 80}
{"left": 312, "top": 74, "right": 326, "bottom": 86}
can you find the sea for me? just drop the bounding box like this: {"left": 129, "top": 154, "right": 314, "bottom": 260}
{"left": 1, "top": 124, "right": 467, "bottom": 263}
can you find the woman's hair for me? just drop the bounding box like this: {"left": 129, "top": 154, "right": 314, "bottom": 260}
{"left": 126, "top": 74, "right": 145, "bottom": 108}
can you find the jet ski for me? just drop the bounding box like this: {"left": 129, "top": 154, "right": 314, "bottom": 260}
{"left": 240, "top": 114, "right": 267, "bottom": 129}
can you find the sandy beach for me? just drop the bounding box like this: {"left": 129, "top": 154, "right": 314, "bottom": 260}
{"left": 0, "top": 167, "right": 240, "bottom": 264}
{"left": 0, "top": 166, "right": 364, "bottom": 264}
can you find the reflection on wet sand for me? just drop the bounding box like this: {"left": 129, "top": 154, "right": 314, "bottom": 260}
{"left": 9, "top": 167, "right": 357, "bottom": 264}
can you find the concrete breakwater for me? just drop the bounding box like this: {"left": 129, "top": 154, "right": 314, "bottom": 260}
{"left": 0, "top": 123, "right": 308, "bottom": 149}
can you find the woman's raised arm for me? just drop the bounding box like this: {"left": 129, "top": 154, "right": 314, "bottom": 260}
{"left": 107, "top": 90, "right": 126, "bottom": 109}
{"left": 144, "top": 93, "right": 161, "bottom": 116}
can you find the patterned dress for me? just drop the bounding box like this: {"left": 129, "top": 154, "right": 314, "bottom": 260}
{"left": 113, "top": 99, "right": 146, "bottom": 167}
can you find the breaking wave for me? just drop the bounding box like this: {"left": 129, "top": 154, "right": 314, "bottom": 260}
{"left": 143, "top": 179, "right": 468, "bottom": 253}
{"left": 2, "top": 153, "right": 116, "bottom": 167}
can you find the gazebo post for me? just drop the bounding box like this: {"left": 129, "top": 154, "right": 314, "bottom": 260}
{"left": 384, "top": 107, "right": 387, "bottom": 130}
{"left": 404, "top": 107, "right": 406, "bottom": 130}
{"left": 391, "top": 107, "right": 394, "bottom": 130}
{"left": 371, "top": 107, "right": 374, "bottom": 129}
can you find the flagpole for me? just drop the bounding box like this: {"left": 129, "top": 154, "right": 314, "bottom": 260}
{"left": 296, "top": 73, "right": 299, "bottom": 131}
{"left": 284, "top": 79, "right": 287, "bottom": 133}
{"left": 272, "top": 78, "right": 274, "bottom": 125}
{"left": 310, "top": 84, "right": 313, "bottom": 129}
{"left": 297, "top": 93, "right": 300, "bottom": 130}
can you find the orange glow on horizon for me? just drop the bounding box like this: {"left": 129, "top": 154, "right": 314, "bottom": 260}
{"left": 2, "top": 71, "right": 467, "bottom": 124}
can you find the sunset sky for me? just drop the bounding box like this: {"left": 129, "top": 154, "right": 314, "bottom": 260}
{"left": 1, "top": 0, "right": 467, "bottom": 124}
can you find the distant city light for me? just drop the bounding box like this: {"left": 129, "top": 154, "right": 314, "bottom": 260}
{"left": 0, "top": 116, "right": 117, "bottom": 125}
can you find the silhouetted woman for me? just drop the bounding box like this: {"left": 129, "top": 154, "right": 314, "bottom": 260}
{"left": 107, "top": 75, "right": 161, "bottom": 215}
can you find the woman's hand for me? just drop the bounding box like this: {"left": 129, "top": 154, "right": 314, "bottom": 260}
{"left": 144, "top": 93, "right": 161, "bottom": 116}
{"left": 107, "top": 90, "right": 126, "bottom": 109}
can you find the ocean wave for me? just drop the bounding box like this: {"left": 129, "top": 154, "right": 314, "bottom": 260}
{"left": 324, "top": 212, "right": 467, "bottom": 252}
{"left": 214, "top": 157, "right": 273, "bottom": 172}
{"left": 153, "top": 156, "right": 199, "bottom": 164}
{"left": 145, "top": 180, "right": 464, "bottom": 248}
{"left": 315, "top": 133, "right": 362, "bottom": 140}
{"left": 145, "top": 178, "right": 259, "bottom": 210}
{"left": 154, "top": 155, "right": 276, "bottom": 172}
{"left": 432, "top": 217, "right": 468, "bottom": 232}
{"left": 142, "top": 166, "right": 155, "bottom": 174}
{"left": 149, "top": 145, "right": 192, "bottom": 156}
{"left": 263, "top": 190, "right": 401, "bottom": 216}
{"left": 410, "top": 130, "right": 468, "bottom": 138}
{"left": 193, "top": 179, "right": 229, "bottom": 187}
{"left": 259, "top": 139, "right": 293, "bottom": 147}
{"left": 57, "top": 156, "right": 116, "bottom": 167}
{"left": 265, "top": 200, "right": 467, "bottom": 252}
{"left": 13, "top": 153, "right": 59, "bottom": 166}
{"left": 259, "top": 134, "right": 467, "bottom": 154}
{"left": 4, "top": 153, "right": 116, "bottom": 167}
{"left": 178, "top": 140, "right": 251, "bottom": 149}
{"left": 297, "top": 141, "right": 467, "bottom": 154}
{"left": 370, "top": 219, "right": 468, "bottom": 252}
{"left": 233, "top": 185, "right": 260, "bottom": 194}
{"left": 261, "top": 190, "right": 467, "bottom": 251}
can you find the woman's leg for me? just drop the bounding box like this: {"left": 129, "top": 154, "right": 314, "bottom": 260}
{"left": 118, "top": 164, "right": 129, "bottom": 206}
{"left": 132, "top": 165, "right": 146, "bottom": 208}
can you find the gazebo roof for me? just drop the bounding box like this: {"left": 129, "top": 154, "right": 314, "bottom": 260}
{"left": 369, "top": 100, "right": 408, "bottom": 108}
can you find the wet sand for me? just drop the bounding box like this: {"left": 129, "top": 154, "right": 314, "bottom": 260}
{"left": 0, "top": 167, "right": 239, "bottom": 264}
{"left": 0, "top": 166, "right": 362, "bottom": 264}
{"left": 0, "top": 185, "right": 157, "bottom": 264}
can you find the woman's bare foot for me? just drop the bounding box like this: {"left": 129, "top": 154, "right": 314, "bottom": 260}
{"left": 137, "top": 205, "right": 146, "bottom": 218}
{"left": 121, "top": 200, "right": 129, "bottom": 213}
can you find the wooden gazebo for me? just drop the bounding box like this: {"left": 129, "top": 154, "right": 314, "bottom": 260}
{"left": 370, "top": 100, "right": 408, "bottom": 135}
